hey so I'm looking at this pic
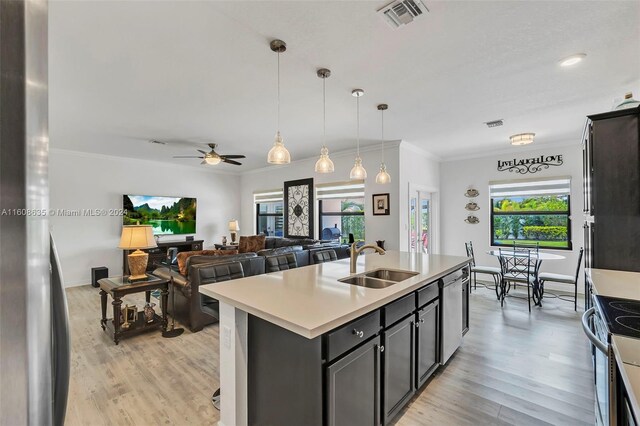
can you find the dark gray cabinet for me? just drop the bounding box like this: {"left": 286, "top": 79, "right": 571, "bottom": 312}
{"left": 382, "top": 315, "right": 416, "bottom": 424}
{"left": 584, "top": 106, "right": 640, "bottom": 272}
{"left": 416, "top": 300, "right": 439, "bottom": 389}
{"left": 327, "top": 336, "right": 381, "bottom": 426}
{"left": 462, "top": 271, "right": 469, "bottom": 335}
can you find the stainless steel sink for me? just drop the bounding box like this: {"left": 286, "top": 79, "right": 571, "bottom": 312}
{"left": 364, "top": 269, "right": 419, "bottom": 282}
{"left": 338, "top": 275, "right": 397, "bottom": 289}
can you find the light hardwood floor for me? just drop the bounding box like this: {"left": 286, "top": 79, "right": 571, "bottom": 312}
{"left": 64, "top": 283, "right": 594, "bottom": 425}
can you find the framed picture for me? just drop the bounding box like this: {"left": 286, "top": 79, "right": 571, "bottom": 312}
{"left": 284, "top": 178, "right": 314, "bottom": 238}
{"left": 373, "top": 193, "right": 390, "bottom": 216}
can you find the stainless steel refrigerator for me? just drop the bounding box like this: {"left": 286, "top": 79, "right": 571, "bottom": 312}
{"left": 1, "top": 1, "right": 70, "bottom": 425}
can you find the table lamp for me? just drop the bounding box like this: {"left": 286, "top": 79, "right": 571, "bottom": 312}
{"left": 119, "top": 225, "right": 157, "bottom": 281}
{"left": 228, "top": 220, "right": 239, "bottom": 245}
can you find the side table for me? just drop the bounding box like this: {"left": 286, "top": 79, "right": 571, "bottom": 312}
{"left": 214, "top": 243, "right": 239, "bottom": 250}
{"left": 99, "top": 275, "right": 169, "bottom": 344}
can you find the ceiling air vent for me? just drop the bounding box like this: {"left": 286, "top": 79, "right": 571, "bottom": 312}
{"left": 378, "top": 0, "right": 429, "bottom": 29}
{"left": 484, "top": 119, "right": 504, "bottom": 128}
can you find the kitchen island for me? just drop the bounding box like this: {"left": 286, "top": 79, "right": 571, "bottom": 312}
{"left": 200, "top": 251, "right": 471, "bottom": 426}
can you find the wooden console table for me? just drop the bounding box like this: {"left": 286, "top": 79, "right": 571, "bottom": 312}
{"left": 99, "top": 275, "right": 169, "bottom": 345}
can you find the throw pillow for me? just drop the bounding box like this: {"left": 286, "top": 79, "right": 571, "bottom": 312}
{"left": 177, "top": 249, "right": 228, "bottom": 276}
{"left": 238, "top": 235, "right": 266, "bottom": 253}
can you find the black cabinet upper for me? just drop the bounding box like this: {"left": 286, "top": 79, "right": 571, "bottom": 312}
{"left": 584, "top": 106, "right": 640, "bottom": 272}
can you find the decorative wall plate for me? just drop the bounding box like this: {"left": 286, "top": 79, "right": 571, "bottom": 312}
{"left": 464, "top": 188, "right": 479, "bottom": 198}
{"left": 465, "top": 215, "right": 479, "bottom": 224}
{"left": 465, "top": 202, "right": 479, "bottom": 211}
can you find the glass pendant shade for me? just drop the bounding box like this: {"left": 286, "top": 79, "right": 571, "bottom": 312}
{"left": 315, "top": 146, "right": 334, "bottom": 173}
{"left": 267, "top": 131, "right": 291, "bottom": 164}
{"left": 375, "top": 163, "right": 391, "bottom": 184}
{"left": 350, "top": 156, "right": 367, "bottom": 180}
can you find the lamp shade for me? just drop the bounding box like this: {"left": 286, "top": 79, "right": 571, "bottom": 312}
{"left": 118, "top": 225, "right": 156, "bottom": 250}
{"left": 228, "top": 220, "right": 239, "bottom": 232}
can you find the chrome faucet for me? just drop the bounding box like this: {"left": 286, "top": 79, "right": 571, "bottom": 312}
{"left": 350, "top": 242, "right": 386, "bottom": 274}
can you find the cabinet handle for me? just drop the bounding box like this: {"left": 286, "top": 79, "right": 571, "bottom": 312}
{"left": 352, "top": 329, "right": 364, "bottom": 338}
{"left": 380, "top": 345, "right": 385, "bottom": 353}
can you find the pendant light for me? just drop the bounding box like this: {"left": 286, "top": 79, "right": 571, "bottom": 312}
{"left": 314, "top": 68, "right": 334, "bottom": 173}
{"left": 375, "top": 104, "right": 391, "bottom": 184}
{"left": 267, "top": 39, "right": 291, "bottom": 164}
{"left": 349, "top": 89, "right": 367, "bottom": 180}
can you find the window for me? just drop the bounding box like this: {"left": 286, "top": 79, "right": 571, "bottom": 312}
{"left": 489, "top": 177, "right": 572, "bottom": 250}
{"left": 254, "top": 190, "right": 283, "bottom": 237}
{"left": 317, "top": 181, "right": 365, "bottom": 244}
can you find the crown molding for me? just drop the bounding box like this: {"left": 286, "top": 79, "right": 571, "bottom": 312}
{"left": 50, "top": 148, "right": 242, "bottom": 176}
{"left": 399, "top": 141, "right": 441, "bottom": 161}
{"left": 439, "top": 139, "right": 580, "bottom": 163}
{"left": 240, "top": 140, "right": 402, "bottom": 176}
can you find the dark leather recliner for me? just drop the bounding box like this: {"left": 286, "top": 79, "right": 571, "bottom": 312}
{"left": 265, "top": 253, "right": 298, "bottom": 272}
{"left": 312, "top": 249, "right": 337, "bottom": 264}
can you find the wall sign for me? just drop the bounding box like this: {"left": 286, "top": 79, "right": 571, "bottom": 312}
{"left": 284, "top": 178, "right": 314, "bottom": 238}
{"left": 497, "top": 154, "right": 563, "bottom": 174}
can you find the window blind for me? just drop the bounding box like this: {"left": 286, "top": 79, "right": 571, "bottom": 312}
{"left": 489, "top": 177, "right": 571, "bottom": 198}
{"left": 316, "top": 180, "right": 365, "bottom": 200}
{"left": 253, "top": 189, "right": 283, "bottom": 203}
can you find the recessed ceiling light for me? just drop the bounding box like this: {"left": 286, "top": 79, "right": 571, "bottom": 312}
{"left": 559, "top": 53, "right": 586, "bottom": 67}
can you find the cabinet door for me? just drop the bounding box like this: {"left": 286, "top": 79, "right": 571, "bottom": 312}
{"left": 383, "top": 315, "right": 415, "bottom": 425}
{"left": 416, "top": 300, "right": 439, "bottom": 389}
{"left": 327, "top": 336, "right": 380, "bottom": 426}
{"left": 462, "top": 276, "right": 469, "bottom": 335}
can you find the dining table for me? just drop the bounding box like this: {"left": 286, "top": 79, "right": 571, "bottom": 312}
{"left": 487, "top": 249, "right": 566, "bottom": 306}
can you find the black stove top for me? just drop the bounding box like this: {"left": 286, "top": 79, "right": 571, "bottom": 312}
{"left": 594, "top": 295, "right": 640, "bottom": 339}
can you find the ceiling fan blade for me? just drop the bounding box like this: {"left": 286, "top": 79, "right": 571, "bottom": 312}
{"left": 173, "top": 155, "right": 204, "bottom": 159}
{"left": 197, "top": 149, "right": 208, "bottom": 155}
{"left": 222, "top": 158, "right": 242, "bottom": 166}
{"left": 201, "top": 160, "right": 207, "bottom": 165}
{"left": 220, "top": 155, "right": 246, "bottom": 159}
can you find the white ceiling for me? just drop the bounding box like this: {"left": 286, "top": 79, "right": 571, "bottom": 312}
{"left": 49, "top": 1, "right": 640, "bottom": 171}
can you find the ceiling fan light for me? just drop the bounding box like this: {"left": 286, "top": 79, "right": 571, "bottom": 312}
{"left": 510, "top": 132, "right": 535, "bottom": 146}
{"left": 315, "top": 146, "right": 334, "bottom": 173}
{"left": 375, "top": 163, "right": 391, "bottom": 184}
{"left": 205, "top": 155, "right": 222, "bottom": 165}
{"left": 350, "top": 156, "right": 367, "bottom": 180}
{"left": 267, "top": 131, "right": 291, "bottom": 164}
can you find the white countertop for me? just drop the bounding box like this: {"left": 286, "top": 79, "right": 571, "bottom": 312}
{"left": 587, "top": 268, "right": 640, "bottom": 299}
{"left": 589, "top": 268, "right": 640, "bottom": 420}
{"left": 612, "top": 336, "right": 640, "bottom": 419}
{"left": 199, "top": 251, "right": 470, "bottom": 339}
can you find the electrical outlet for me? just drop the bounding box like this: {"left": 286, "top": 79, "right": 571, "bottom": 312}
{"left": 223, "top": 326, "right": 231, "bottom": 349}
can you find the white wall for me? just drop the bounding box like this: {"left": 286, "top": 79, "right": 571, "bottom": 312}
{"left": 240, "top": 143, "right": 401, "bottom": 250}
{"left": 440, "top": 143, "right": 584, "bottom": 291}
{"left": 50, "top": 149, "right": 241, "bottom": 287}
{"left": 398, "top": 142, "right": 441, "bottom": 252}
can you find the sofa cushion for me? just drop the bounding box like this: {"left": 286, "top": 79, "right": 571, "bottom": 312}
{"left": 256, "top": 245, "right": 303, "bottom": 257}
{"left": 238, "top": 235, "right": 266, "bottom": 253}
{"left": 177, "top": 249, "right": 237, "bottom": 276}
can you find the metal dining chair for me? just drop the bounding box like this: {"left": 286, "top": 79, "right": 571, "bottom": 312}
{"left": 538, "top": 248, "right": 584, "bottom": 311}
{"left": 497, "top": 247, "right": 536, "bottom": 312}
{"left": 465, "top": 242, "right": 501, "bottom": 298}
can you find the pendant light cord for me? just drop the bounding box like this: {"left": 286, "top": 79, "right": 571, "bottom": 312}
{"left": 381, "top": 109, "right": 385, "bottom": 163}
{"left": 323, "top": 75, "right": 326, "bottom": 149}
{"left": 356, "top": 95, "right": 360, "bottom": 157}
{"left": 277, "top": 51, "right": 280, "bottom": 132}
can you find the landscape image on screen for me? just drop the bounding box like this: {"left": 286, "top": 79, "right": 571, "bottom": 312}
{"left": 123, "top": 195, "right": 197, "bottom": 235}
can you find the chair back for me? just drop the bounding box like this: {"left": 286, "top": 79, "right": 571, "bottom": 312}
{"left": 464, "top": 242, "right": 476, "bottom": 266}
{"left": 265, "top": 253, "right": 298, "bottom": 273}
{"left": 513, "top": 241, "right": 539, "bottom": 254}
{"left": 196, "top": 261, "right": 245, "bottom": 284}
{"left": 574, "top": 247, "right": 584, "bottom": 283}
{"left": 313, "top": 249, "right": 337, "bottom": 264}
{"left": 498, "top": 247, "right": 532, "bottom": 282}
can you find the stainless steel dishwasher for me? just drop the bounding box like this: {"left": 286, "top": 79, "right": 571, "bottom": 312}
{"left": 440, "top": 269, "right": 464, "bottom": 364}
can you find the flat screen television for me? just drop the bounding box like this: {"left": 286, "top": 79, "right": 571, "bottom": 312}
{"left": 123, "top": 195, "right": 197, "bottom": 235}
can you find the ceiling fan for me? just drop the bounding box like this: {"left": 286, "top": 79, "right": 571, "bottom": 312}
{"left": 173, "top": 143, "right": 246, "bottom": 166}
